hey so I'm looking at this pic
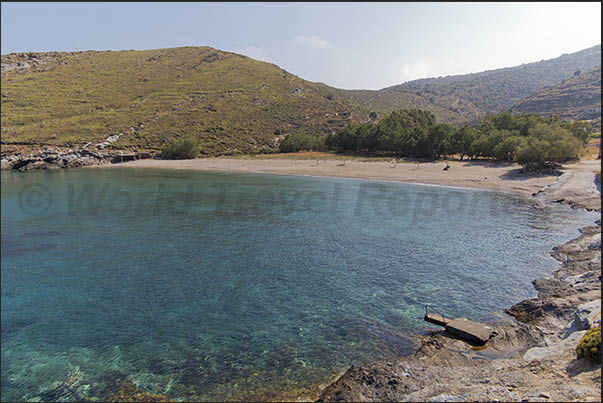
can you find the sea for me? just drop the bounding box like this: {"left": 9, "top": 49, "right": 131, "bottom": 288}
{"left": 1, "top": 167, "right": 598, "bottom": 401}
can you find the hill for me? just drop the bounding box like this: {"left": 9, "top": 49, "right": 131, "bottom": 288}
{"left": 2, "top": 45, "right": 601, "bottom": 155}
{"left": 334, "top": 45, "right": 601, "bottom": 125}
{"left": 509, "top": 65, "right": 601, "bottom": 121}
{"left": 1, "top": 47, "right": 369, "bottom": 153}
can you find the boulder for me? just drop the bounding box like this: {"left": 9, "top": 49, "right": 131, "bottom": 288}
{"left": 524, "top": 329, "right": 586, "bottom": 360}
{"left": 562, "top": 299, "right": 601, "bottom": 338}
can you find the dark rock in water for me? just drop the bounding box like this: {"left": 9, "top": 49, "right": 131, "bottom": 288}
{"left": 264, "top": 341, "right": 300, "bottom": 370}
{"left": 18, "top": 231, "right": 61, "bottom": 238}
{"left": 1, "top": 146, "right": 157, "bottom": 170}
{"left": 147, "top": 358, "right": 175, "bottom": 376}
{"left": 1, "top": 318, "right": 37, "bottom": 337}
{"left": 2, "top": 242, "right": 56, "bottom": 257}
{"left": 1, "top": 234, "right": 57, "bottom": 257}
{"left": 38, "top": 387, "right": 73, "bottom": 402}
{"left": 11, "top": 159, "right": 34, "bottom": 170}
{"left": 20, "top": 160, "right": 60, "bottom": 170}
{"left": 36, "top": 367, "right": 90, "bottom": 403}
{"left": 325, "top": 316, "right": 417, "bottom": 357}
{"left": 507, "top": 226, "right": 601, "bottom": 328}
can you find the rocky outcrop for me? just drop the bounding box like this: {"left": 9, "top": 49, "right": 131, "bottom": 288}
{"left": 1, "top": 146, "right": 155, "bottom": 170}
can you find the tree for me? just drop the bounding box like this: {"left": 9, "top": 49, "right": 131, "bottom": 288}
{"left": 469, "top": 134, "right": 490, "bottom": 159}
{"left": 493, "top": 136, "right": 526, "bottom": 160}
{"left": 514, "top": 137, "right": 549, "bottom": 169}
{"left": 561, "top": 121, "right": 592, "bottom": 145}
{"left": 358, "top": 123, "right": 380, "bottom": 151}
{"left": 514, "top": 124, "right": 581, "bottom": 169}
{"left": 446, "top": 126, "right": 476, "bottom": 160}
{"left": 327, "top": 125, "right": 360, "bottom": 152}
{"left": 489, "top": 112, "right": 515, "bottom": 131}
{"left": 418, "top": 123, "right": 454, "bottom": 159}
{"left": 383, "top": 109, "right": 436, "bottom": 129}
{"left": 323, "top": 111, "right": 585, "bottom": 165}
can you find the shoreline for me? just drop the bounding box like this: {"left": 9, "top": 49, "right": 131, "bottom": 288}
{"left": 92, "top": 157, "right": 575, "bottom": 194}
{"left": 95, "top": 157, "right": 601, "bottom": 210}
{"left": 100, "top": 163, "right": 508, "bottom": 195}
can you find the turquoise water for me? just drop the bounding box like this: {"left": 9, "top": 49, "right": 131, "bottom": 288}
{"left": 1, "top": 168, "right": 598, "bottom": 401}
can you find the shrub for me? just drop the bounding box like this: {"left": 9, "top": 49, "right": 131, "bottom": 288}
{"left": 278, "top": 132, "right": 326, "bottom": 153}
{"left": 159, "top": 136, "right": 199, "bottom": 159}
{"left": 576, "top": 327, "right": 601, "bottom": 363}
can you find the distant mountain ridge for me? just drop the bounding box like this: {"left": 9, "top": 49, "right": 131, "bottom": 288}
{"left": 334, "top": 45, "right": 601, "bottom": 125}
{"left": 509, "top": 65, "right": 601, "bottom": 121}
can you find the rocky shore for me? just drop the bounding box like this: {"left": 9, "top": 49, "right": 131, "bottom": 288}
{"left": 317, "top": 175, "right": 601, "bottom": 402}
{"left": 0, "top": 144, "right": 155, "bottom": 171}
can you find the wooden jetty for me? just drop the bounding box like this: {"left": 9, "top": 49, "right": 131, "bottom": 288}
{"left": 425, "top": 313, "right": 496, "bottom": 345}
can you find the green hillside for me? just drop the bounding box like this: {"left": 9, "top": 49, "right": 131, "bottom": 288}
{"left": 334, "top": 45, "right": 601, "bottom": 125}
{"left": 1, "top": 47, "right": 368, "bottom": 153}
{"left": 2, "top": 45, "right": 600, "bottom": 154}
{"left": 509, "top": 65, "right": 601, "bottom": 121}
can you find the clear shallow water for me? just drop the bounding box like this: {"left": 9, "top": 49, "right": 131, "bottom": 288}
{"left": 1, "top": 168, "right": 598, "bottom": 401}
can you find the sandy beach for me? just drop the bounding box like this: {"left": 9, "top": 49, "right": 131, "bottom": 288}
{"left": 101, "top": 157, "right": 601, "bottom": 208}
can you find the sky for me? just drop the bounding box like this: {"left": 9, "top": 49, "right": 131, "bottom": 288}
{"left": 1, "top": 2, "right": 601, "bottom": 90}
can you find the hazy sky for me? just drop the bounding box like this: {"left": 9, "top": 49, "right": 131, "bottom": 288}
{"left": 1, "top": 2, "right": 600, "bottom": 89}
